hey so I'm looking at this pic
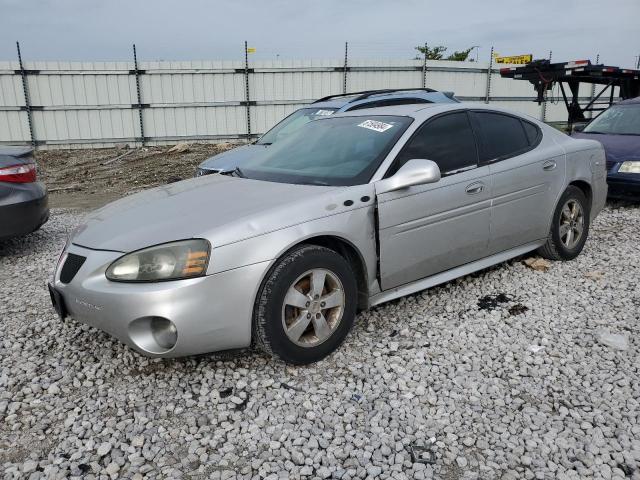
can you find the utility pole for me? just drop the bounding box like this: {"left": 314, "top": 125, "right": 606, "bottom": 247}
{"left": 343, "top": 42, "right": 348, "bottom": 94}
{"left": 421, "top": 42, "right": 428, "bottom": 88}
{"left": 16, "top": 41, "right": 36, "bottom": 148}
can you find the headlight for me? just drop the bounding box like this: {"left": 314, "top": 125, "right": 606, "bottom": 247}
{"left": 106, "top": 239, "right": 210, "bottom": 282}
{"left": 618, "top": 161, "right": 640, "bottom": 174}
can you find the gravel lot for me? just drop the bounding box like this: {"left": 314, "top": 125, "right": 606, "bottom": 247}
{"left": 1, "top": 203, "right": 639, "bottom": 480}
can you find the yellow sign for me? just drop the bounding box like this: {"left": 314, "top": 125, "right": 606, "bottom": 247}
{"left": 494, "top": 54, "right": 532, "bottom": 65}
{"left": 247, "top": 47, "right": 256, "bottom": 54}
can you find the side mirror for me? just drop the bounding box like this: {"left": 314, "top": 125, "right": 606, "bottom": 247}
{"left": 376, "top": 159, "right": 441, "bottom": 194}
{"left": 572, "top": 124, "right": 585, "bottom": 133}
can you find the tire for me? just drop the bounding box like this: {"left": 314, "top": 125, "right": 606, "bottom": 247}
{"left": 253, "top": 244, "right": 358, "bottom": 365}
{"left": 538, "top": 186, "right": 590, "bottom": 261}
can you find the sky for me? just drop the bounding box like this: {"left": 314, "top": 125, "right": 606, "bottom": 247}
{"left": 1, "top": 0, "right": 639, "bottom": 67}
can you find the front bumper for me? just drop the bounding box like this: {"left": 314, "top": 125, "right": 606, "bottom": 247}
{"left": 606, "top": 172, "right": 640, "bottom": 201}
{"left": 0, "top": 182, "right": 49, "bottom": 240}
{"left": 51, "top": 243, "right": 269, "bottom": 358}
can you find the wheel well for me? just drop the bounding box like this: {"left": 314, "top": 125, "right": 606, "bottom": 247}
{"left": 302, "top": 236, "right": 369, "bottom": 310}
{"left": 569, "top": 180, "right": 592, "bottom": 209}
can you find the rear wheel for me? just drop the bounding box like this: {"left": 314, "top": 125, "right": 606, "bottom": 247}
{"left": 254, "top": 244, "right": 357, "bottom": 364}
{"left": 538, "top": 186, "right": 590, "bottom": 261}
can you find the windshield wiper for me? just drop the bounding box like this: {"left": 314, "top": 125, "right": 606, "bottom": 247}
{"left": 296, "top": 180, "right": 331, "bottom": 186}
{"left": 231, "top": 166, "right": 246, "bottom": 178}
{"left": 221, "top": 166, "right": 246, "bottom": 178}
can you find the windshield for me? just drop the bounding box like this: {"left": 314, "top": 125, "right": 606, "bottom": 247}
{"left": 242, "top": 115, "right": 413, "bottom": 186}
{"left": 257, "top": 107, "right": 338, "bottom": 145}
{"left": 584, "top": 104, "right": 640, "bottom": 135}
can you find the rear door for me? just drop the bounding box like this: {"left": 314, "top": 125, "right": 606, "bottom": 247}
{"left": 469, "top": 111, "right": 566, "bottom": 254}
{"left": 376, "top": 111, "right": 491, "bottom": 290}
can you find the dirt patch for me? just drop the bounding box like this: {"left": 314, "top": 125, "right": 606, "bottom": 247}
{"left": 36, "top": 143, "right": 240, "bottom": 210}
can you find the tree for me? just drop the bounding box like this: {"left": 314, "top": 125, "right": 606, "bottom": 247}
{"left": 415, "top": 45, "right": 475, "bottom": 62}
{"left": 446, "top": 47, "right": 475, "bottom": 62}
{"left": 415, "top": 45, "right": 448, "bottom": 60}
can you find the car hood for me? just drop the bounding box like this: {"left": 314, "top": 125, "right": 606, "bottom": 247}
{"left": 199, "top": 144, "right": 269, "bottom": 171}
{"left": 72, "top": 174, "right": 345, "bottom": 252}
{"left": 572, "top": 132, "right": 640, "bottom": 162}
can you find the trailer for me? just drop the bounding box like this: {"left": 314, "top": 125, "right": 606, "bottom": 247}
{"left": 500, "top": 59, "right": 640, "bottom": 127}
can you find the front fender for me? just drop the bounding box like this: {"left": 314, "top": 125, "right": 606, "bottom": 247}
{"left": 207, "top": 203, "right": 379, "bottom": 296}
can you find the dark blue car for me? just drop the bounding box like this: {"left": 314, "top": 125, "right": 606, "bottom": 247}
{"left": 573, "top": 97, "right": 640, "bottom": 200}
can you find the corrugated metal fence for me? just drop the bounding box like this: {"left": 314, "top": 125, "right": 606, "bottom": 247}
{"left": 0, "top": 56, "right": 599, "bottom": 149}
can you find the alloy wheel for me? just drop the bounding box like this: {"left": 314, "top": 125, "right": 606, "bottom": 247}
{"left": 281, "top": 268, "right": 345, "bottom": 347}
{"left": 559, "top": 199, "right": 584, "bottom": 249}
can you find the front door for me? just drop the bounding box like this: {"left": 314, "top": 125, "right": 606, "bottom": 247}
{"left": 376, "top": 111, "right": 491, "bottom": 290}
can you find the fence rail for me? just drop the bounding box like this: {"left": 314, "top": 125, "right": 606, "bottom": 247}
{"left": 0, "top": 44, "right": 614, "bottom": 149}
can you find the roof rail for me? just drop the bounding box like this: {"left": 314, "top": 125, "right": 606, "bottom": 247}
{"left": 313, "top": 88, "right": 438, "bottom": 104}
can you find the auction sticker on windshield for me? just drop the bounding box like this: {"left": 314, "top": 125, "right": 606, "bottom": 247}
{"left": 314, "top": 110, "right": 335, "bottom": 116}
{"left": 358, "top": 120, "right": 394, "bottom": 133}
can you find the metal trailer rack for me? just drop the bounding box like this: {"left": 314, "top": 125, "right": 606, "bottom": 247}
{"left": 500, "top": 59, "right": 640, "bottom": 127}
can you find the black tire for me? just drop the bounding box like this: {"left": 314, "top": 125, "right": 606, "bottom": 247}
{"left": 538, "top": 185, "right": 590, "bottom": 261}
{"left": 253, "top": 244, "right": 358, "bottom": 365}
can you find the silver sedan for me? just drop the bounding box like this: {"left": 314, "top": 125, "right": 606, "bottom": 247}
{"left": 49, "top": 103, "right": 607, "bottom": 364}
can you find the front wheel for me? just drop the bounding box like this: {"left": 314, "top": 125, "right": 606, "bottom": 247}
{"left": 538, "top": 186, "right": 590, "bottom": 261}
{"left": 253, "top": 244, "right": 358, "bottom": 365}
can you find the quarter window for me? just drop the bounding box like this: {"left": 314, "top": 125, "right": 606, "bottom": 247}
{"left": 470, "top": 112, "right": 530, "bottom": 162}
{"left": 522, "top": 120, "right": 541, "bottom": 145}
{"left": 391, "top": 111, "right": 478, "bottom": 176}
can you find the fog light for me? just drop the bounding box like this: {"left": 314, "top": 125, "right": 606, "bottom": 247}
{"left": 150, "top": 317, "right": 178, "bottom": 350}
{"left": 129, "top": 316, "right": 178, "bottom": 354}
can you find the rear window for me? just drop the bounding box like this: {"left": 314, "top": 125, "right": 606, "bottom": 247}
{"left": 346, "top": 98, "right": 432, "bottom": 111}
{"left": 471, "top": 112, "right": 530, "bottom": 162}
{"left": 258, "top": 107, "right": 339, "bottom": 145}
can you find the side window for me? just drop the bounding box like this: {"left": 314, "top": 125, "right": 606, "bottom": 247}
{"left": 522, "top": 120, "right": 541, "bottom": 145}
{"left": 470, "top": 111, "right": 530, "bottom": 162}
{"left": 390, "top": 111, "right": 478, "bottom": 176}
{"left": 347, "top": 98, "right": 431, "bottom": 111}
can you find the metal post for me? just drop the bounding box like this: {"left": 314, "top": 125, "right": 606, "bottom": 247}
{"left": 636, "top": 54, "right": 640, "bottom": 70}
{"left": 484, "top": 46, "right": 494, "bottom": 104}
{"left": 421, "top": 42, "right": 428, "bottom": 88}
{"left": 589, "top": 54, "right": 599, "bottom": 118}
{"left": 541, "top": 50, "right": 552, "bottom": 121}
{"left": 244, "top": 40, "right": 251, "bottom": 140}
{"left": 16, "top": 42, "right": 36, "bottom": 148}
{"left": 132, "top": 44, "right": 145, "bottom": 146}
{"left": 343, "top": 42, "right": 348, "bottom": 94}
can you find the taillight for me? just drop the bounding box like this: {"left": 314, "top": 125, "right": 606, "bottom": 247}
{"left": 0, "top": 163, "right": 36, "bottom": 183}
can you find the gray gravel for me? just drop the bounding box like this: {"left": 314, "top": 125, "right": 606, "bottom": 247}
{"left": 1, "top": 204, "right": 639, "bottom": 480}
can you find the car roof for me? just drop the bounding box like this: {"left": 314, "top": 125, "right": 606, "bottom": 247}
{"left": 309, "top": 89, "right": 458, "bottom": 110}
{"left": 617, "top": 96, "right": 640, "bottom": 105}
{"left": 329, "top": 102, "right": 547, "bottom": 124}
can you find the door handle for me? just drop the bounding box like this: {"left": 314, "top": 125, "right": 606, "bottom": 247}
{"left": 543, "top": 161, "right": 557, "bottom": 171}
{"left": 465, "top": 182, "right": 484, "bottom": 195}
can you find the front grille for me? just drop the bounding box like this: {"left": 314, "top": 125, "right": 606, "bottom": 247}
{"left": 60, "top": 253, "right": 86, "bottom": 284}
{"left": 605, "top": 160, "right": 616, "bottom": 171}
